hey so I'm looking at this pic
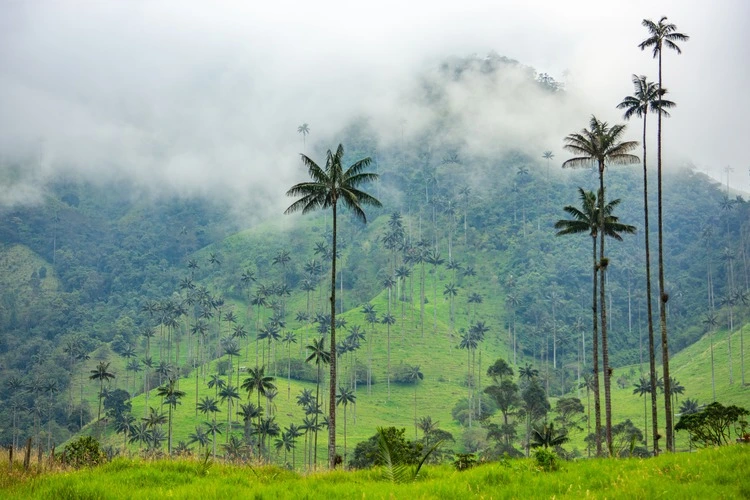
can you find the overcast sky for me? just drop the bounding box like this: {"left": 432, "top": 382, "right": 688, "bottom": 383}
{"left": 1, "top": 0, "right": 748, "bottom": 215}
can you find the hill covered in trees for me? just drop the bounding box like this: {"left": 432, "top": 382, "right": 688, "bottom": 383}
{"left": 0, "top": 53, "right": 748, "bottom": 462}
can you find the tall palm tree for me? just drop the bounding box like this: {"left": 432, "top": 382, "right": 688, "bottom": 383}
{"left": 407, "top": 365, "right": 424, "bottom": 438}
{"left": 89, "top": 361, "right": 115, "bottom": 438}
{"left": 157, "top": 378, "right": 186, "bottom": 455}
{"left": 381, "top": 312, "right": 397, "bottom": 399}
{"left": 305, "top": 336, "right": 330, "bottom": 468}
{"left": 555, "top": 187, "right": 636, "bottom": 455}
{"left": 640, "top": 16, "right": 689, "bottom": 453}
{"left": 219, "top": 384, "right": 240, "bottom": 441}
{"left": 285, "top": 143, "right": 381, "bottom": 469}
{"left": 336, "top": 386, "right": 356, "bottom": 464}
{"left": 297, "top": 123, "right": 310, "bottom": 149}
{"left": 563, "top": 118, "right": 638, "bottom": 455}
{"left": 702, "top": 312, "right": 718, "bottom": 402}
{"left": 617, "top": 74, "right": 675, "bottom": 456}
{"left": 242, "top": 367, "right": 276, "bottom": 421}
{"left": 632, "top": 376, "right": 652, "bottom": 450}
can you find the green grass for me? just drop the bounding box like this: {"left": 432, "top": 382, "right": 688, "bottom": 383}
{"left": 2, "top": 445, "right": 748, "bottom": 498}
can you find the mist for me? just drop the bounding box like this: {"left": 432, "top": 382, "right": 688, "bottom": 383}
{"left": 1, "top": 0, "right": 748, "bottom": 218}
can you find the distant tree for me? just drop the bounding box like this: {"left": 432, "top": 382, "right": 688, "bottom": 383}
{"left": 304, "top": 337, "right": 329, "bottom": 468}
{"left": 381, "top": 312, "right": 397, "bottom": 399}
{"left": 157, "top": 378, "right": 186, "bottom": 455}
{"left": 89, "top": 361, "right": 115, "bottom": 438}
{"left": 297, "top": 123, "right": 310, "bottom": 149}
{"left": 285, "top": 143, "right": 381, "bottom": 468}
{"left": 521, "top": 379, "right": 550, "bottom": 456}
{"left": 633, "top": 376, "right": 653, "bottom": 449}
{"left": 336, "top": 386, "right": 356, "bottom": 464}
{"left": 405, "top": 365, "right": 424, "bottom": 438}
{"left": 487, "top": 359, "right": 514, "bottom": 384}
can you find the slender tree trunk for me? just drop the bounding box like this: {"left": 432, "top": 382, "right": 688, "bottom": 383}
{"left": 590, "top": 234, "right": 602, "bottom": 457}
{"left": 641, "top": 112, "right": 660, "bottom": 457}
{"left": 328, "top": 203, "right": 338, "bottom": 469}
{"left": 655, "top": 49, "right": 674, "bottom": 453}
{"left": 598, "top": 168, "right": 613, "bottom": 456}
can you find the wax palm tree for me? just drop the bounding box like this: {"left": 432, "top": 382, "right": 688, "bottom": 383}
{"left": 208, "top": 374, "right": 225, "bottom": 400}
{"left": 555, "top": 187, "right": 636, "bottom": 455}
{"left": 280, "top": 331, "right": 298, "bottom": 400}
{"left": 407, "top": 365, "right": 424, "bottom": 438}
{"left": 702, "top": 312, "right": 718, "bottom": 402}
{"left": 617, "top": 73, "right": 675, "bottom": 456}
{"left": 640, "top": 16, "right": 689, "bottom": 453}
{"left": 336, "top": 386, "right": 356, "bottom": 464}
{"left": 157, "top": 378, "right": 186, "bottom": 455}
{"left": 89, "top": 361, "right": 115, "bottom": 438}
{"left": 381, "top": 312, "right": 397, "bottom": 399}
{"left": 188, "top": 425, "right": 210, "bottom": 452}
{"left": 297, "top": 123, "right": 310, "bottom": 149}
{"left": 305, "top": 336, "right": 329, "bottom": 467}
{"left": 633, "top": 376, "right": 652, "bottom": 449}
{"left": 203, "top": 420, "right": 224, "bottom": 459}
{"left": 425, "top": 249, "right": 445, "bottom": 332}
{"left": 219, "top": 384, "right": 240, "bottom": 441}
{"left": 285, "top": 144, "right": 381, "bottom": 468}
{"left": 196, "top": 396, "right": 220, "bottom": 456}
{"left": 444, "top": 282, "right": 459, "bottom": 329}
{"left": 129, "top": 422, "right": 152, "bottom": 453}
{"left": 242, "top": 367, "right": 276, "bottom": 423}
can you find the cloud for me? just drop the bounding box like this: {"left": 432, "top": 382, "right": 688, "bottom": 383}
{"left": 0, "top": 0, "right": 747, "bottom": 216}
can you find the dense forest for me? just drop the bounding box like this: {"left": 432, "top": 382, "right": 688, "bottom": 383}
{"left": 1, "top": 53, "right": 748, "bottom": 464}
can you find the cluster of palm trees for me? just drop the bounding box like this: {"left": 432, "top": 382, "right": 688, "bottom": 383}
{"left": 555, "top": 16, "right": 688, "bottom": 456}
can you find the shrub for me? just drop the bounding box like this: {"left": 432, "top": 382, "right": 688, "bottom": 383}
{"left": 63, "top": 436, "right": 105, "bottom": 468}
{"left": 533, "top": 447, "right": 559, "bottom": 472}
{"left": 287, "top": 358, "right": 318, "bottom": 382}
{"left": 392, "top": 362, "right": 420, "bottom": 384}
{"left": 453, "top": 452, "right": 478, "bottom": 471}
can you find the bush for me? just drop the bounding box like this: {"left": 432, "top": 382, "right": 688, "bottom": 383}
{"left": 453, "top": 452, "right": 478, "bottom": 471}
{"left": 533, "top": 447, "right": 559, "bottom": 472}
{"left": 392, "top": 362, "right": 420, "bottom": 384}
{"left": 451, "top": 395, "right": 497, "bottom": 426}
{"left": 63, "top": 436, "right": 105, "bottom": 468}
{"left": 349, "top": 427, "right": 422, "bottom": 470}
{"left": 287, "top": 358, "right": 318, "bottom": 383}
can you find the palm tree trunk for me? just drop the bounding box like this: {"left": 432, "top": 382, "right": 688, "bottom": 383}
{"left": 641, "top": 111, "right": 660, "bottom": 457}
{"left": 592, "top": 238, "right": 602, "bottom": 455}
{"left": 657, "top": 51, "right": 674, "bottom": 453}
{"left": 328, "top": 203, "right": 338, "bottom": 469}
{"left": 598, "top": 167, "right": 613, "bottom": 456}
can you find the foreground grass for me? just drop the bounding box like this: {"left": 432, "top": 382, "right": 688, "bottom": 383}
{"left": 2, "top": 445, "right": 748, "bottom": 499}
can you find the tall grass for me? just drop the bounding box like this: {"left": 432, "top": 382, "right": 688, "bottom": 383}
{"left": 2, "top": 444, "right": 748, "bottom": 499}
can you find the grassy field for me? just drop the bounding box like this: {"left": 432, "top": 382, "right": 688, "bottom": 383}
{"left": 2, "top": 445, "right": 748, "bottom": 499}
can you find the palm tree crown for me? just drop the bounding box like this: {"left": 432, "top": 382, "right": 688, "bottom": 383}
{"left": 562, "top": 116, "right": 639, "bottom": 173}
{"left": 555, "top": 188, "right": 636, "bottom": 241}
{"left": 639, "top": 17, "right": 689, "bottom": 57}
{"left": 617, "top": 75, "right": 675, "bottom": 121}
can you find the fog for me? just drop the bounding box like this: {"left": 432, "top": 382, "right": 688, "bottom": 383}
{"left": 1, "top": 0, "right": 748, "bottom": 217}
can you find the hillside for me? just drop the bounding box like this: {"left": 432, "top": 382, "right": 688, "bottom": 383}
{"left": 0, "top": 54, "right": 748, "bottom": 463}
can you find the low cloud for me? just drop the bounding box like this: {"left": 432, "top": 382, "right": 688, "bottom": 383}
{"left": 0, "top": 0, "right": 747, "bottom": 217}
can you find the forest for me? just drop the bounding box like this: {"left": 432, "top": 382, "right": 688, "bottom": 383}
{"left": 0, "top": 14, "right": 749, "bottom": 487}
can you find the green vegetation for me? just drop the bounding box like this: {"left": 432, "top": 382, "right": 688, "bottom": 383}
{"left": 2, "top": 445, "right": 749, "bottom": 499}
{"left": 1, "top": 17, "right": 749, "bottom": 489}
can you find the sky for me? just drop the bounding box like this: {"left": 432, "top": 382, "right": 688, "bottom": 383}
{"left": 0, "top": 0, "right": 748, "bottom": 216}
